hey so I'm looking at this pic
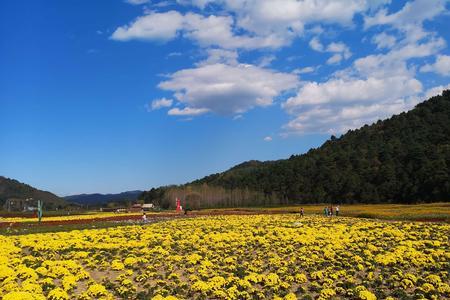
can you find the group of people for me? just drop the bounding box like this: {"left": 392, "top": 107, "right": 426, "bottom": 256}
{"left": 324, "top": 205, "right": 339, "bottom": 217}
{"left": 299, "top": 205, "right": 340, "bottom": 217}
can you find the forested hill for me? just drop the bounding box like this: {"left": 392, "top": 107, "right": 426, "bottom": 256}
{"left": 0, "top": 176, "right": 68, "bottom": 210}
{"left": 65, "top": 191, "right": 143, "bottom": 207}
{"left": 10, "top": 89, "right": 449, "bottom": 209}
{"left": 188, "top": 90, "right": 450, "bottom": 204}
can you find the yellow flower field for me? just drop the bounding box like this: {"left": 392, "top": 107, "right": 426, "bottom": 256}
{"left": 202, "top": 202, "right": 450, "bottom": 222}
{"left": 0, "top": 212, "right": 153, "bottom": 224}
{"left": 0, "top": 215, "right": 449, "bottom": 299}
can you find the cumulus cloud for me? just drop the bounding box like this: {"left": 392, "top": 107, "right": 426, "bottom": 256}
{"left": 424, "top": 83, "right": 450, "bottom": 99}
{"left": 114, "top": 0, "right": 450, "bottom": 134}
{"left": 327, "top": 42, "right": 352, "bottom": 59}
{"left": 257, "top": 55, "right": 276, "bottom": 67}
{"left": 125, "top": 0, "right": 149, "bottom": 5}
{"left": 167, "top": 52, "right": 182, "bottom": 57}
{"left": 211, "top": 0, "right": 389, "bottom": 40}
{"left": 114, "top": 0, "right": 392, "bottom": 50}
{"left": 372, "top": 32, "right": 397, "bottom": 49}
{"left": 158, "top": 63, "right": 299, "bottom": 115}
{"left": 293, "top": 66, "right": 315, "bottom": 75}
{"left": 283, "top": 98, "right": 419, "bottom": 134}
{"left": 281, "top": 44, "right": 440, "bottom": 134}
{"left": 282, "top": 49, "right": 431, "bottom": 134}
{"left": 327, "top": 54, "right": 343, "bottom": 65}
{"left": 282, "top": 0, "right": 448, "bottom": 136}
{"left": 347, "top": 37, "right": 445, "bottom": 81}
{"left": 365, "top": 0, "right": 447, "bottom": 31}
{"left": 364, "top": 0, "right": 448, "bottom": 45}
{"left": 167, "top": 107, "right": 210, "bottom": 116}
{"left": 284, "top": 76, "right": 421, "bottom": 111}
{"left": 197, "top": 49, "right": 238, "bottom": 66}
{"left": 149, "top": 98, "right": 173, "bottom": 110}
{"left": 420, "top": 55, "right": 450, "bottom": 76}
{"left": 111, "top": 11, "right": 285, "bottom": 49}
{"left": 309, "top": 37, "right": 352, "bottom": 64}
{"left": 309, "top": 37, "right": 324, "bottom": 52}
{"left": 111, "top": 11, "right": 184, "bottom": 41}
{"left": 263, "top": 136, "right": 272, "bottom": 142}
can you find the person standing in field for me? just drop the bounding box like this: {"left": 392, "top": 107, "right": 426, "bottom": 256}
{"left": 324, "top": 207, "right": 328, "bottom": 217}
{"left": 142, "top": 212, "right": 147, "bottom": 223}
{"left": 330, "top": 206, "right": 333, "bottom": 217}
{"left": 300, "top": 207, "right": 304, "bottom": 217}
{"left": 335, "top": 205, "right": 340, "bottom": 216}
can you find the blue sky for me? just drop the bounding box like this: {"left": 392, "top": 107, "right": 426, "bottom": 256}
{"left": 1, "top": 0, "right": 449, "bottom": 196}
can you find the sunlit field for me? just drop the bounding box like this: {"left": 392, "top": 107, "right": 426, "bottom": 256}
{"left": 1, "top": 214, "right": 449, "bottom": 300}
{"left": 202, "top": 203, "right": 450, "bottom": 222}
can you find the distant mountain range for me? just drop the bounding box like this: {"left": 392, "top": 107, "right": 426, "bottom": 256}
{"left": 64, "top": 191, "right": 143, "bottom": 206}
{"left": 0, "top": 176, "right": 143, "bottom": 210}
{"left": 0, "top": 176, "right": 68, "bottom": 210}
{"left": 140, "top": 90, "right": 450, "bottom": 208}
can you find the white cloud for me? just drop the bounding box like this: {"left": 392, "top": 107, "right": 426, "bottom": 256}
{"left": 263, "top": 136, "right": 272, "bottom": 142}
{"left": 182, "top": 13, "right": 284, "bottom": 49}
{"left": 293, "top": 66, "right": 315, "bottom": 74}
{"left": 309, "top": 37, "right": 324, "bottom": 52}
{"left": 257, "top": 55, "right": 276, "bottom": 67}
{"left": 125, "top": 0, "right": 149, "bottom": 5}
{"left": 159, "top": 63, "right": 299, "bottom": 115}
{"left": 284, "top": 76, "right": 422, "bottom": 110}
{"left": 149, "top": 98, "right": 173, "bottom": 110}
{"left": 327, "top": 54, "right": 343, "bottom": 65}
{"left": 387, "top": 37, "right": 446, "bottom": 61}
{"left": 310, "top": 37, "right": 352, "bottom": 64}
{"left": 365, "top": 0, "right": 447, "bottom": 30}
{"left": 282, "top": 36, "right": 443, "bottom": 134}
{"left": 167, "top": 52, "right": 182, "bottom": 57}
{"left": 216, "top": 0, "right": 387, "bottom": 40}
{"left": 152, "top": 1, "right": 173, "bottom": 7}
{"left": 327, "top": 42, "right": 352, "bottom": 59}
{"left": 349, "top": 37, "right": 445, "bottom": 79}
{"left": 282, "top": 13, "right": 447, "bottom": 135}
{"left": 372, "top": 32, "right": 397, "bottom": 49}
{"left": 424, "top": 83, "right": 450, "bottom": 99}
{"left": 308, "top": 25, "right": 324, "bottom": 35}
{"left": 364, "top": 0, "right": 448, "bottom": 45}
{"left": 197, "top": 49, "right": 238, "bottom": 66}
{"left": 178, "top": 0, "right": 212, "bottom": 9}
{"left": 168, "top": 107, "right": 210, "bottom": 116}
{"left": 420, "top": 55, "right": 450, "bottom": 76}
{"left": 115, "top": 0, "right": 392, "bottom": 50}
{"left": 283, "top": 97, "right": 418, "bottom": 134}
{"left": 111, "top": 11, "right": 184, "bottom": 41}
{"left": 111, "top": 11, "right": 285, "bottom": 49}
{"left": 114, "top": 0, "right": 450, "bottom": 135}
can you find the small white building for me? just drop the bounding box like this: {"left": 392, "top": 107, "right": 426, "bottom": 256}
{"left": 142, "top": 203, "right": 154, "bottom": 211}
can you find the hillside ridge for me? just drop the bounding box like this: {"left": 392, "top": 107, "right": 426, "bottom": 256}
{"left": 0, "top": 176, "right": 68, "bottom": 210}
